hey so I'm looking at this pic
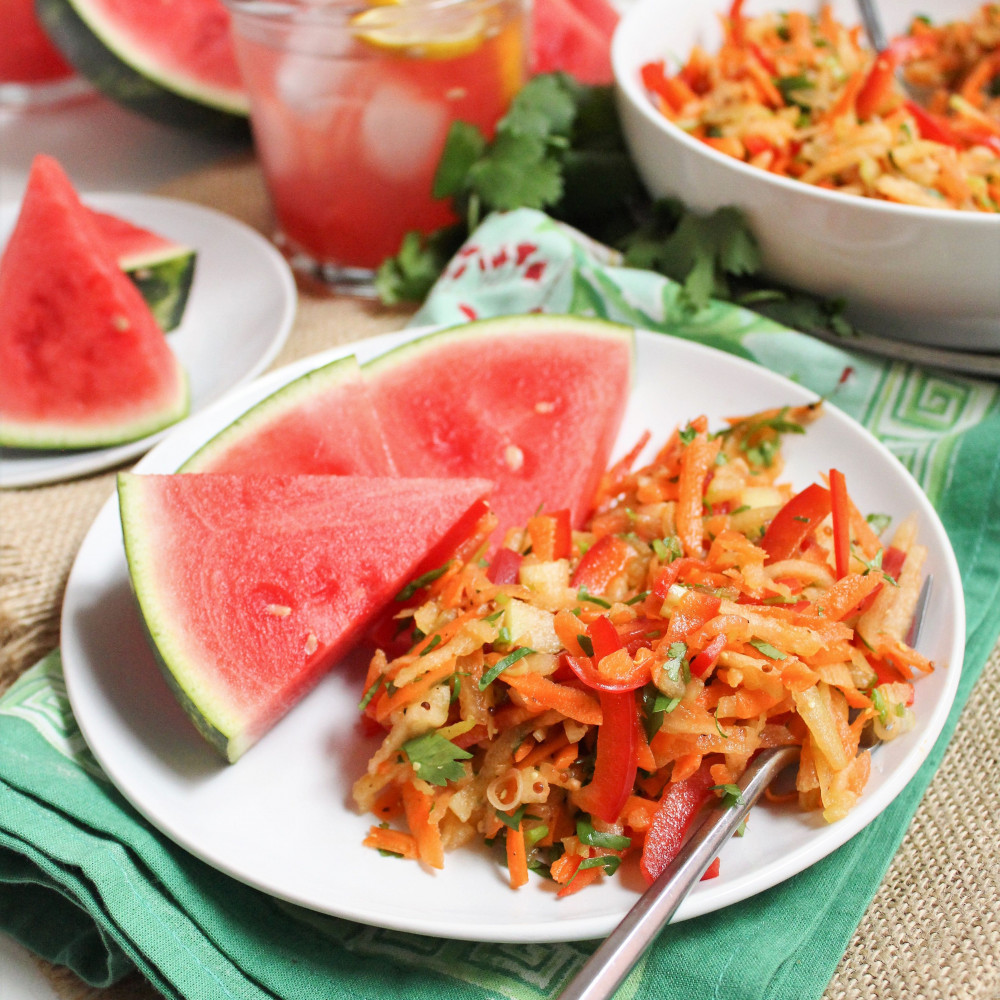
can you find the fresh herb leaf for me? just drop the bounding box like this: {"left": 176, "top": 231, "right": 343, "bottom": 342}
{"left": 710, "top": 783, "right": 744, "bottom": 808}
{"left": 856, "top": 547, "right": 898, "bottom": 585}
{"left": 358, "top": 676, "right": 383, "bottom": 712}
{"left": 396, "top": 561, "right": 452, "bottom": 601}
{"left": 749, "top": 638, "right": 787, "bottom": 660}
{"left": 626, "top": 590, "right": 651, "bottom": 605}
{"left": 577, "top": 587, "right": 612, "bottom": 608}
{"left": 865, "top": 512, "right": 892, "bottom": 535}
{"left": 402, "top": 732, "right": 473, "bottom": 786}
{"left": 577, "top": 817, "right": 632, "bottom": 851}
{"left": 663, "top": 641, "right": 688, "bottom": 683}
{"left": 479, "top": 646, "right": 535, "bottom": 689}
{"left": 419, "top": 634, "right": 442, "bottom": 656}
{"left": 578, "top": 855, "right": 622, "bottom": 875}
{"left": 577, "top": 634, "right": 595, "bottom": 657}
{"left": 714, "top": 708, "right": 731, "bottom": 739}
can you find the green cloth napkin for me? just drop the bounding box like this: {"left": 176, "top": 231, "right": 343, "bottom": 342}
{"left": 2, "top": 208, "right": 998, "bottom": 1000}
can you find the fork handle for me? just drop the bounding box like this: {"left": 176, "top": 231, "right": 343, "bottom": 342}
{"left": 557, "top": 744, "right": 801, "bottom": 1000}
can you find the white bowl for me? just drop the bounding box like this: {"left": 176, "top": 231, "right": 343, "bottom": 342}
{"left": 612, "top": 0, "right": 1000, "bottom": 351}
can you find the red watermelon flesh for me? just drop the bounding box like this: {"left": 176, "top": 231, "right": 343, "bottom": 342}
{"left": 0, "top": 155, "right": 188, "bottom": 450}
{"left": 180, "top": 355, "right": 397, "bottom": 475}
{"left": 89, "top": 207, "right": 185, "bottom": 265}
{"left": 363, "top": 315, "right": 633, "bottom": 545}
{"left": 530, "top": 0, "right": 619, "bottom": 84}
{"left": 118, "top": 472, "right": 494, "bottom": 762}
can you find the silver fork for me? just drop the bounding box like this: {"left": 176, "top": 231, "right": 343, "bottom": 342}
{"left": 557, "top": 575, "right": 933, "bottom": 1000}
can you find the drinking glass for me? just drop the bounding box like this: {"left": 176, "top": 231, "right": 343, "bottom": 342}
{"left": 225, "top": 0, "right": 529, "bottom": 295}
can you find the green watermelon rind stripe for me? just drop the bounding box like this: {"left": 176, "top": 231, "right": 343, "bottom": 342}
{"left": 121, "top": 248, "right": 197, "bottom": 334}
{"left": 37, "top": 0, "right": 250, "bottom": 137}
{"left": 178, "top": 355, "right": 365, "bottom": 472}
{"left": 117, "top": 474, "right": 246, "bottom": 763}
{"left": 0, "top": 369, "right": 189, "bottom": 451}
{"left": 362, "top": 313, "right": 637, "bottom": 382}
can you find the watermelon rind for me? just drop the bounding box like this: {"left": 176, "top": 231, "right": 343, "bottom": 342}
{"left": 119, "top": 244, "right": 197, "bottom": 333}
{"left": 178, "top": 354, "right": 395, "bottom": 474}
{"left": 118, "top": 474, "right": 246, "bottom": 758}
{"left": 0, "top": 375, "right": 189, "bottom": 451}
{"left": 362, "top": 313, "right": 635, "bottom": 380}
{"left": 37, "top": 0, "right": 250, "bottom": 138}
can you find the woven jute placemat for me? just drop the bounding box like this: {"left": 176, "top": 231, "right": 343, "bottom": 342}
{"left": 1, "top": 157, "right": 997, "bottom": 1000}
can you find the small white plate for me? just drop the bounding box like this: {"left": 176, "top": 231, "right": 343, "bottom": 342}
{"left": 60, "top": 327, "right": 964, "bottom": 943}
{"left": 0, "top": 193, "right": 295, "bottom": 489}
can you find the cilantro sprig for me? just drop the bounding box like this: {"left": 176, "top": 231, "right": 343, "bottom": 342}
{"left": 374, "top": 73, "right": 854, "bottom": 336}
{"left": 401, "top": 731, "right": 473, "bottom": 787}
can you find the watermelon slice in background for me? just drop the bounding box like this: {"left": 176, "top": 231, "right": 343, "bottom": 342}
{"left": 0, "top": 155, "right": 189, "bottom": 451}
{"left": 89, "top": 209, "right": 197, "bottom": 333}
{"left": 530, "top": 0, "right": 620, "bottom": 84}
{"left": 118, "top": 472, "right": 494, "bottom": 761}
{"left": 363, "top": 314, "right": 634, "bottom": 545}
{"left": 37, "top": 0, "right": 249, "bottom": 137}
{"left": 180, "top": 355, "right": 397, "bottom": 475}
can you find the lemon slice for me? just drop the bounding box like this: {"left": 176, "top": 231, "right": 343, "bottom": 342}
{"left": 351, "top": 5, "right": 487, "bottom": 59}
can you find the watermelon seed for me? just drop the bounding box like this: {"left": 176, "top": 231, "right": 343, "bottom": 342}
{"left": 305, "top": 633, "right": 319, "bottom": 655}
{"left": 504, "top": 445, "right": 524, "bottom": 471}
{"left": 534, "top": 401, "right": 555, "bottom": 414}
{"left": 266, "top": 604, "right": 291, "bottom": 617}
{"left": 112, "top": 314, "right": 131, "bottom": 332}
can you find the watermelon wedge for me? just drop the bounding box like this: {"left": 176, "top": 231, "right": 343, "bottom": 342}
{"left": 180, "top": 355, "right": 396, "bottom": 475}
{"left": 37, "top": 0, "right": 249, "bottom": 137}
{"left": 363, "top": 315, "right": 634, "bottom": 543}
{"left": 530, "top": 0, "right": 620, "bottom": 84}
{"left": 119, "top": 472, "right": 494, "bottom": 761}
{"left": 0, "top": 156, "right": 188, "bottom": 451}
{"left": 90, "top": 208, "right": 197, "bottom": 333}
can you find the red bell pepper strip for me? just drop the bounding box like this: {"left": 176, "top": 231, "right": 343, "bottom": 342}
{"left": 881, "top": 545, "right": 906, "bottom": 581}
{"left": 564, "top": 654, "right": 651, "bottom": 693}
{"left": 639, "top": 764, "right": 717, "bottom": 882}
{"left": 487, "top": 547, "right": 522, "bottom": 584}
{"left": 760, "top": 482, "right": 831, "bottom": 563}
{"left": 574, "top": 689, "right": 639, "bottom": 824}
{"left": 571, "top": 535, "right": 631, "bottom": 594}
{"left": 904, "top": 99, "right": 962, "bottom": 146}
{"left": 700, "top": 857, "right": 721, "bottom": 880}
{"left": 588, "top": 614, "right": 623, "bottom": 662}
{"left": 665, "top": 590, "right": 722, "bottom": 644}
{"left": 829, "top": 468, "right": 851, "bottom": 580}
{"left": 855, "top": 49, "right": 899, "bottom": 120}
{"left": 689, "top": 633, "right": 727, "bottom": 678}
{"left": 651, "top": 557, "right": 706, "bottom": 602}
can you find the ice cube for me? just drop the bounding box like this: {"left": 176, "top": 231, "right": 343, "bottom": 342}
{"left": 360, "top": 82, "right": 448, "bottom": 182}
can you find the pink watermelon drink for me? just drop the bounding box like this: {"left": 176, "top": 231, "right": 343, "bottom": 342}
{"left": 226, "top": 0, "right": 527, "bottom": 291}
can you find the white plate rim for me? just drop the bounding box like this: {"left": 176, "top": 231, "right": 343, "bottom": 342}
{"left": 0, "top": 192, "right": 296, "bottom": 489}
{"left": 60, "top": 325, "right": 965, "bottom": 942}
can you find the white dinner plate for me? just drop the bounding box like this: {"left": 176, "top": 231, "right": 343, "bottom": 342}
{"left": 0, "top": 193, "right": 295, "bottom": 488}
{"left": 60, "top": 327, "right": 964, "bottom": 943}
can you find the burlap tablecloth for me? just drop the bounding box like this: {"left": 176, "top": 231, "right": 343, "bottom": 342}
{"left": 1, "top": 157, "right": 997, "bottom": 1000}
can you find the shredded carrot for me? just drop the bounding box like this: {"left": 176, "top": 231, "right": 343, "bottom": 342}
{"left": 351, "top": 401, "right": 935, "bottom": 897}
{"left": 506, "top": 825, "right": 530, "bottom": 889}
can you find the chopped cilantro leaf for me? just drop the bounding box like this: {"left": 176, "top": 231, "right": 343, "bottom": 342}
{"left": 577, "top": 817, "right": 632, "bottom": 851}
{"left": 577, "top": 634, "right": 595, "bottom": 657}
{"left": 419, "top": 634, "right": 442, "bottom": 656}
{"left": 710, "top": 783, "right": 744, "bottom": 808}
{"left": 479, "top": 646, "right": 535, "bottom": 690}
{"left": 401, "top": 732, "right": 473, "bottom": 787}
{"left": 578, "top": 855, "right": 621, "bottom": 875}
{"left": 358, "top": 676, "right": 383, "bottom": 712}
{"left": 396, "top": 562, "right": 452, "bottom": 601}
{"left": 577, "top": 587, "right": 611, "bottom": 608}
{"left": 663, "top": 641, "right": 689, "bottom": 683}
{"left": 749, "top": 638, "right": 787, "bottom": 659}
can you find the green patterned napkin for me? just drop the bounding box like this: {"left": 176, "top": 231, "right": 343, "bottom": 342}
{"left": 1, "top": 208, "right": 998, "bottom": 1000}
